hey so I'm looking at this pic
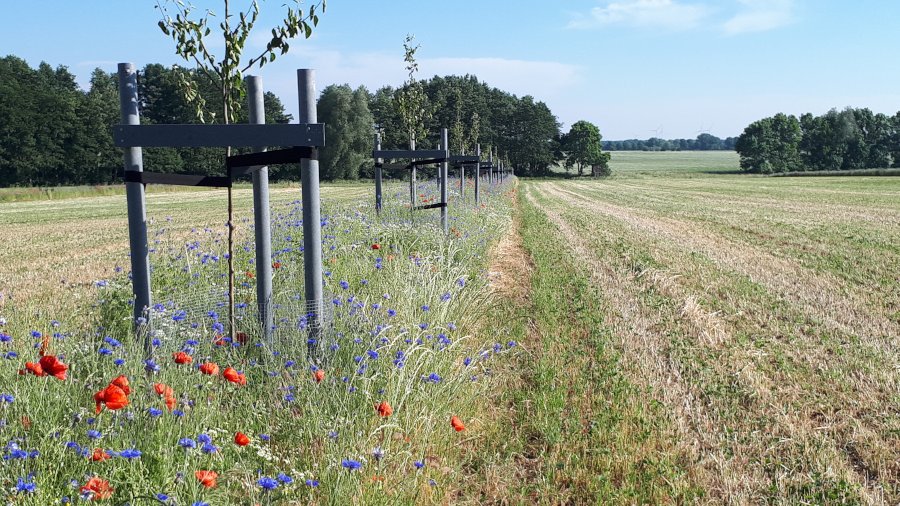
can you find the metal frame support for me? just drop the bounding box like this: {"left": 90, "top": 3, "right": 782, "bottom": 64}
{"left": 474, "top": 144, "right": 481, "bottom": 204}
{"left": 117, "top": 63, "right": 152, "bottom": 346}
{"left": 374, "top": 133, "right": 383, "bottom": 214}
{"left": 298, "top": 69, "right": 324, "bottom": 358}
{"left": 409, "top": 139, "right": 417, "bottom": 210}
{"left": 247, "top": 76, "right": 273, "bottom": 342}
{"left": 440, "top": 128, "right": 449, "bottom": 234}
{"left": 459, "top": 152, "right": 465, "bottom": 200}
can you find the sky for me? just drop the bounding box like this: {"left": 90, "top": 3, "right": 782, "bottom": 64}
{"left": 2, "top": 0, "right": 898, "bottom": 139}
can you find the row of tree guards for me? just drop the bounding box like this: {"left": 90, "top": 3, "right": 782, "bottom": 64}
{"left": 372, "top": 131, "right": 512, "bottom": 234}
{"left": 115, "top": 63, "right": 513, "bottom": 352}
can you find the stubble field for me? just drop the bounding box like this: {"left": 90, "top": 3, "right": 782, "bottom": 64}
{"left": 511, "top": 152, "right": 899, "bottom": 503}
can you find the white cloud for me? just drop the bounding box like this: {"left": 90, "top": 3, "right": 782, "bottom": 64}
{"left": 568, "top": 0, "right": 710, "bottom": 30}
{"left": 722, "top": 0, "right": 794, "bottom": 34}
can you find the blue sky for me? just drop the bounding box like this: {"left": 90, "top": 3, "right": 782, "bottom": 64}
{"left": 2, "top": 0, "right": 898, "bottom": 139}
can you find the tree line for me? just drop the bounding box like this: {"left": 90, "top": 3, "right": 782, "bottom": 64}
{"left": 735, "top": 108, "right": 900, "bottom": 173}
{"left": 603, "top": 134, "right": 737, "bottom": 152}
{"left": 1, "top": 55, "right": 610, "bottom": 186}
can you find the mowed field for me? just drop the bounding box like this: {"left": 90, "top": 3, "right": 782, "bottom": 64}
{"left": 0, "top": 184, "right": 370, "bottom": 311}
{"left": 518, "top": 152, "right": 899, "bottom": 503}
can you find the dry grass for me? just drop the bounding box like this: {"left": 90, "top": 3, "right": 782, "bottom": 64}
{"left": 0, "top": 185, "right": 369, "bottom": 311}
{"left": 524, "top": 176, "right": 899, "bottom": 504}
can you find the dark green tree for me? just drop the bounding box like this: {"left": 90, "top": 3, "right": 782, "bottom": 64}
{"left": 318, "top": 84, "right": 374, "bottom": 180}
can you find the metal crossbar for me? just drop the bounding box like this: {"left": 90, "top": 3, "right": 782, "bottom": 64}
{"left": 122, "top": 171, "right": 231, "bottom": 187}
{"left": 373, "top": 149, "right": 447, "bottom": 160}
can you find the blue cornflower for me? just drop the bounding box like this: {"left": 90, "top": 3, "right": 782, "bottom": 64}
{"left": 456, "top": 277, "right": 466, "bottom": 287}
{"left": 339, "top": 280, "right": 350, "bottom": 290}
{"left": 447, "top": 322, "right": 457, "bottom": 331}
{"left": 172, "top": 310, "right": 187, "bottom": 322}
{"left": 114, "top": 358, "right": 125, "bottom": 366}
{"left": 366, "top": 350, "right": 379, "bottom": 360}
{"left": 151, "top": 338, "right": 161, "bottom": 347}
{"left": 201, "top": 443, "right": 218, "bottom": 454}
{"left": 463, "top": 357, "right": 472, "bottom": 367}
{"left": 277, "top": 473, "right": 293, "bottom": 484}
{"left": 387, "top": 309, "right": 397, "bottom": 317}
{"left": 197, "top": 433, "right": 212, "bottom": 444}
{"left": 426, "top": 373, "right": 442, "bottom": 383}
{"left": 15, "top": 477, "right": 36, "bottom": 493}
{"left": 258, "top": 476, "right": 279, "bottom": 490}
{"left": 259, "top": 434, "right": 270, "bottom": 441}
{"left": 119, "top": 448, "right": 142, "bottom": 459}
{"left": 305, "top": 479, "right": 319, "bottom": 487}
{"left": 4, "top": 351, "right": 18, "bottom": 359}
{"left": 414, "top": 460, "right": 425, "bottom": 469}
{"left": 103, "top": 336, "right": 121, "bottom": 347}
{"left": 0, "top": 393, "right": 13, "bottom": 403}
{"left": 440, "top": 292, "right": 452, "bottom": 302}
{"left": 342, "top": 459, "right": 362, "bottom": 470}
{"left": 191, "top": 502, "right": 210, "bottom": 506}
{"left": 178, "top": 438, "right": 196, "bottom": 449}
{"left": 148, "top": 407, "right": 163, "bottom": 418}
{"left": 419, "top": 322, "right": 428, "bottom": 330}
{"left": 87, "top": 430, "right": 102, "bottom": 440}
{"left": 144, "top": 359, "right": 160, "bottom": 373}
{"left": 508, "top": 341, "right": 517, "bottom": 348}
{"left": 172, "top": 409, "right": 185, "bottom": 417}
{"left": 98, "top": 347, "right": 113, "bottom": 356}
{"left": 421, "top": 305, "right": 430, "bottom": 312}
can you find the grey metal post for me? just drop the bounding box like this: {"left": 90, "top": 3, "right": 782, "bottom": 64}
{"left": 474, "top": 144, "right": 481, "bottom": 204}
{"left": 298, "top": 69, "right": 324, "bottom": 356}
{"left": 409, "top": 138, "right": 417, "bottom": 210}
{"left": 459, "top": 151, "right": 465, "bottom": 200}
{"left": 489, "top": 150, "right": 494, "bottom": 186}
{"left": 440, "top": 128, "right": 449, "bottom": 234}
{"left": 118, "top": 63, "right": 152, "bottom": 342}
{"left": 247, "top": 76, "right": 273, "bottom": 342}
{"left": 374, "top": 133, "right": 383, "bottom": 214}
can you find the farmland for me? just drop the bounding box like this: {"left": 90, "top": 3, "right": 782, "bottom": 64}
{"left": 1, "top": 152, "right": 898, "bottom": 504}
{"left": 504, "top": 155, "right": 899, "bottom": 503}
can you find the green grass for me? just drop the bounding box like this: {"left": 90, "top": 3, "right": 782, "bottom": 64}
{"left": 608, "top": 150, "right": 741, "bottom": 176}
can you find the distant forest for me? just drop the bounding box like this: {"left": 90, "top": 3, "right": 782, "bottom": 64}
{"left": 735, "top": 108, "right": 900, "bottom": 173}
{"left": 0, "top": 55, "right": 573, "bottom": 186}
{"left": 604, "top": 134, "right": 737, "bottom": 152}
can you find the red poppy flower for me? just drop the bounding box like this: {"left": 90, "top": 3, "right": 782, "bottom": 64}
{"left": 376, "top": 401, "right": 393, "bottom": 417}
{"left": 38, "top": 355, "right": 68, "bottom": 380}
{"left": 235, "top": 332, "right": 248, "bottom": 345}
{"left": 245, "top": 271, "right": 254, "bottom": 279}
{"left": 450, "top": 415, "right": 466, "bottom": 432}
{"left": 172, "top": 351, "right": 193, "bottom": 365}
{"left": 109, "top": 375, "right": 130, "bottom": 395}
{"left": 234, "top": 432, "right": 250, "bottom": 446}
{"left": 273, "top": 261, "right": 282, "bottom": 269}
{"left": 371, "top": 243, "right": 381, "bottom": 250}
{"left": 94, "top": 384, "right": 129, "bottom": 414}
{"left": 313, "top": 369, "right": 325, "bottom": 383}
{"left": 195, "top": 470, "right": 218, "bottom": 488}
{"left": 80, "top": 476, "right": 113, "bottom": 499}
{"left": 21, "top": 361, "right": 45, "bottom": 377}
{"left": 153, "top": 383, "right": 176, "bottom": 411}
{"left": 199, "top": 362, "right": 220, "bottom": 376}
{"left": 223, "top": 367, "right": 246, "bottom": 386}
{"left": 91, "top": 448, "right": 111, "bottom": 462}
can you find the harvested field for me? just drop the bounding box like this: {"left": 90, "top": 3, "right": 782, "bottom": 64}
{"left": 521, "top": 168, "right": 899, "bottom": 504}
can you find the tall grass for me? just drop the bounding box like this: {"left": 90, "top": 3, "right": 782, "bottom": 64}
{"left": 0, "top": 177, "right": 516, "bottom": 503}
